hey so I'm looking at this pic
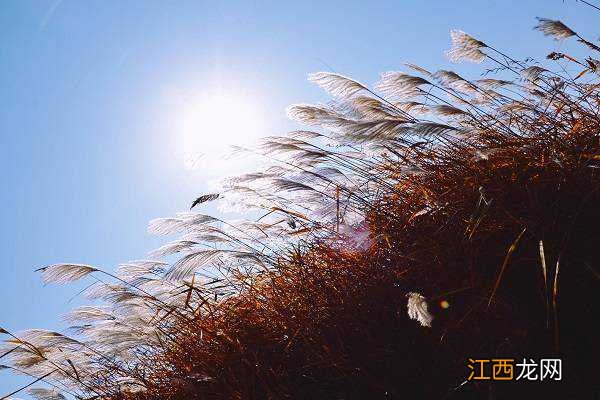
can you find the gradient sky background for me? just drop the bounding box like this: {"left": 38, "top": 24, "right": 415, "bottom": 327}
{"left": 0, "top": 0, "right": 597, "bottom": 394}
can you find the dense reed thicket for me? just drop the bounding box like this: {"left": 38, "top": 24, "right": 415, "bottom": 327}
{"left": 2, "top": 13, "right": 600, "bottom": 400}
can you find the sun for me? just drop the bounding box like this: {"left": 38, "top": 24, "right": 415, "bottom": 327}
{"left": 179, "top": 93, "right": 265, "bottom": 170}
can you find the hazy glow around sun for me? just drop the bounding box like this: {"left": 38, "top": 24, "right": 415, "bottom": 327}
{"left": 179, "top": 93, "right": 265, "bottom": 170}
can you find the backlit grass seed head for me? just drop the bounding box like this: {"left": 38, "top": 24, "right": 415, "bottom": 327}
{"left": 445, "top": 29, "right": 487, "bottom": 63}
{"left": 406, "top": 292, "right": 433, "bottom": 328}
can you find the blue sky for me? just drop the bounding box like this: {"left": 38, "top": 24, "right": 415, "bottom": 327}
{"left": 0, "top": 0, "right": 596, "bottom": 394}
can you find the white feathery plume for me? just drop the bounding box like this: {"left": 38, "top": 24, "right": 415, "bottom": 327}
{"left": 286, "top": 103, "right": 342, "bottom": 126}
{"left": 164, "top": 249, "right": 223, "bottom": 281}
{"left": 534, "top": 18, "right": 576, "bottom": 40}
{"left": 404, "top": 63, "right": 434, "bottom": 78}
{"left": 351, "top": 96, "right": 405, "bottom": 120}
{"left": 147, "top": 213, "right": 217, "bottom": 235}
{"left": 148, "top": 240, "right": 199, "bottom": 259}
{"left": 375, "top": 71, "right": 430, "bottom": 99}
{"left": 83, "top": 283, "right": 137, "bottom": 303}
{"left": 37, "top": 264, "right": 98, "bottom": 284}
{"left": 308, "top": 72, "right": 368, "bottom": 98}
{"left": 10, "top": 330, "right": 79, "bottom": 348}
{"left": 521, "top": 66, "right": 548, "bottom": 82}
{"left": 433, "top": 70, "right": 478, "bottom": 93}
{"left": 147, "top": 217, "right": 185, "bottom": 235}
{"left": 445, "top": 30, "right": 487, "bottom": 63}
{"left": 116, "top": 259, "right": 168, "bottom": 282}
{"left": 406, "top": 292, "right": 433, "bottom": 327}
{"left": 431, "top": 105, "right": 469, "bottom": 117}
{"left": 410, "top": 122, "right": 460, "bottom": 138}
{"left": 62, "top": 306, "right": 114, "bottom": 324}
{"left": 287, "top": 130, "right": 323, "bottom": 140}
{"left": 475, "top": 78, "right": 513, "bottom": 89}
{"left": 395, "top": 101, "right": 431, "bottom": 115}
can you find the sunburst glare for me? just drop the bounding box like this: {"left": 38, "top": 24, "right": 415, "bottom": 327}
{"left": 179, "top": 93, "right": 265, "bottom": 170}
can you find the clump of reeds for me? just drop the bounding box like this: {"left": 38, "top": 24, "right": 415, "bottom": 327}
{"left": 2, "top": 11, "right": 600, "bottom": 400}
